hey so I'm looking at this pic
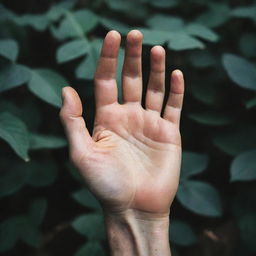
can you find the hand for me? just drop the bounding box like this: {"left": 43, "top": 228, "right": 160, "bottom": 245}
{"left": 60, "top": 30, "right": 184, "bottom": 218}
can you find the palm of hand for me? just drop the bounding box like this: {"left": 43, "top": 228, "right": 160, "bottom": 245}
{"left": 89, "top": 103, "right": 181, "bottom": 213}
{"left": 60, "top": 30, "right": 184, "bottom": 216}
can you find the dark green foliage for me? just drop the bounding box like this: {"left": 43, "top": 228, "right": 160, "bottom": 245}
{"left": 72, "top": 213, "right": 105, "bottom": 240}
{"left": 0, "top": 112, "right": 30, "bottom": 161}
{"left": 0, "top": 0, "right": 255, "bottom": 255}
{"left": 74, "top": 241, "right": 106, "bottom": 256}
{"left": 177, "top": 180, "right": 222, "bottom": 217}
{"left": 0, "top": 198, "right": 47, "bottom": 252}
{"left": 223, "top": 54, "right": 256, "bottom": 90}
{"left": 72, "top": 188, "right": 102, "bottom": 211}
{"left": 231, "top": 150, "right": 256, "bottom": 182}
{"left": 170, "top": 219, "right": 197, "bottom": 246}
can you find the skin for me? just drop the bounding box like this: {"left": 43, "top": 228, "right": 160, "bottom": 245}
{"left": 60, "top": 30, "right": 184, "bottom": 256}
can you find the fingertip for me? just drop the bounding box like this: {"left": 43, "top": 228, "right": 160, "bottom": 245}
{"left": 60, "top": 87, "right": 83, "bottom": 117}
{"left": 61, "top": 86, "right": 71, "bottom": 99}
{"left": 172, "top": 69, "right": 183, "bottom": 79}
{"left": 128, "top": 29, "right": 143, "bottom": 37}
{"left": 59, "top": 87, "right": 93, "bottom": 157}
{"left": 149, "top": 46, "right": 165, "bottom": 74}
{"left": 102, "top": 30, "right": 121, "bottom": 58}
{"left": 171, "top": 70, "right": 184, "bottom": 94}
{"left": 106, "top": 30, "right": 121, "bottom": 41}
{"left": 61, "top": 87, "right": 69, "bottom": 107}
{"left": 151, "top": 45, "right": 166, "bottom": 62}
{"left": 62, "top": 86, "right": 78, "bottom": 101}
{"left": 127, "top": 29, "right": 143, "bottom": 44}
{"left": 151, "top": 45, "right": 165, "bottom": 55}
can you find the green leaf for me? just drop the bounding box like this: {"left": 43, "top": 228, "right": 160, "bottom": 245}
{"left": 72, "top": 10, "right": 99, "bottom": 34}
{"left": 0, "top": 215, "right": 42, "bottom": 252}
{"left": 238, "top": 214, "right": 256, "bottom": 252}
{"left": 0, "top": 101, "right": 41, "bottom": 131}
{"left": 47, "top": 0, "right": 76, "bottom": 21}
{"left": 195, "top": 3, "right": 230, "bottom": 28}
{"left": 28, "top": 69, "right": 68, "bottom": 108}
{"left": 19, "top": 217, "right": 41, "bottom": 248}
{"left": 105, "top": 0, "right": 148, "bottom": 17}
{"left": 46, "top": 6, "right": 67, "bottom": 22}
{"left": 0, "top": 63, "right": 31, "bottom": 92}
{"left": 149, "top": 0, "right": 178, "bottom": 8}
{"left": 146, "top": 14, "right": 185, "bottom": 32}
{"left": 230, "top": 5, "right": 256, "bottom": 22}
{"left": 57, "top": 38, "right": 89, "bottom": 63}
{"left": 28, "top": 198, "right": 48, "bottom": 226}
{"left": 72, "top": 189, "right": 101, "bottom": 211}
{"left": 75, "top": 241, "right": 105, "bottom": 256}
{"left": 52, "top": 13, "right": 83, "bottom": 40}
{"left": 100, "top": 17, "right": 131, "bottom": 34}
{"left": 141, "top": 28, "right": 205, "bottom": 50}
{"left": 0, "top": 112, "right": 30, "bottom": 161}
{"left": 51, "top": 10, "right": 98, "bottom": 40}
{"left": 213, "top": 124, "right": 256, "bottom": 156}
{"left": 138, "top": 28, "right": 170, "bottom": 45}
{"left": 177, "top": 180, "right": 222, "bottom": 217}
{"left": 50, "top": 25, "right": 66, "bottom": 41}
{"left": 139, "top": 29, "right": 204, "bottom": 50}
{"left": 0, "top": 162, "right": 29, "bottom": 197}
{"left": 231, "top": 150, "right": 256, "bottom": 182}
{"left": 72, "top": 214, "right": 105, "bottom": 240}
{"left": 0, "top": 39, "right": 18, "bottom": 61}
{"left": 17, "top": 14, "right": 49, "bottom": 31}
{"left": 222, "top": 54, "right": 256, "bottom": 91}
{"left": 170, "top": 219, "right": 197, "bottom": 246}
{"left": 185, "top": 23, "right": 219, "bottom": 42}
{"left": 181, "top": 151, "right": 209, "bottom": 179}
{"left": 146, "top": 18, "right": 218, "bottom": 44}
{"left": 0, "top": 4, "right": 16, "bottom": 21}
{"left": 29, "top": 133, "right": 67, "bottom": 150}
{"left": 188, "top": 110, "right": 233, "bottom": 126}
{"left": 75, "top": 39, "right": 102, "bottom": 80}
{"left": 105, "top": 0, "right": 134, "bottom": 11}
{"left": 168, "top": 32, "right": 205, "bottom": 51}
{"left": 26, "top": 160, "right": 58, "bottom": 187}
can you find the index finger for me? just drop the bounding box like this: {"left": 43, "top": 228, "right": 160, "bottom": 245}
{"left": 94, "top": 30, "right": 121, "bottom": 108}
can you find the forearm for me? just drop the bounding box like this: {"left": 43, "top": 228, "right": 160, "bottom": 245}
{"left": 104, "top": 209, "right": 171, "bottom": 256}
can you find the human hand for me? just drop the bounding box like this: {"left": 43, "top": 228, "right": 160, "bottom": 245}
{"left": 60, "top": 30, "right": 184, "bottom": 218}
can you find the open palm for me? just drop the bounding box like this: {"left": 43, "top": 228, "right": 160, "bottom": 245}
{"left": 60, "top": 30, "right": 184, "bottom": 216}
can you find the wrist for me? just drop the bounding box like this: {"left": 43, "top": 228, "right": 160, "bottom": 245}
{"left": 104, "top": 209, "right": 171, "bottom": 256}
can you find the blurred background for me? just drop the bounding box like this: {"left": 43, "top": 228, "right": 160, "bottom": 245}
{"left": 0, "top": 0, "right": 256, "bottom": 255}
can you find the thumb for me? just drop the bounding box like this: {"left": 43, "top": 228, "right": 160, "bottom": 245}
{"left": 60, "top": 86, "right": 93, "bottom": 161}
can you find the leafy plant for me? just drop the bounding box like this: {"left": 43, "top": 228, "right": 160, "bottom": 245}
{"left": 0, "top": 0, "right": 255, "bottom": 255}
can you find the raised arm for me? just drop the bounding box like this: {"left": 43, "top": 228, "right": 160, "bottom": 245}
{"left": 60, "top": 30, "right": 184, "bottom": 256}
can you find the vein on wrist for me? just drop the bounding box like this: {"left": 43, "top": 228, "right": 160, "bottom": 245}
{"left": 104, "top": 209, "right": 171, "bottom": 256}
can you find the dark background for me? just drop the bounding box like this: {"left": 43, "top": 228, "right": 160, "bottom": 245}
{"left": 0, "top": 0, "right": 256, "bottom": 255}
